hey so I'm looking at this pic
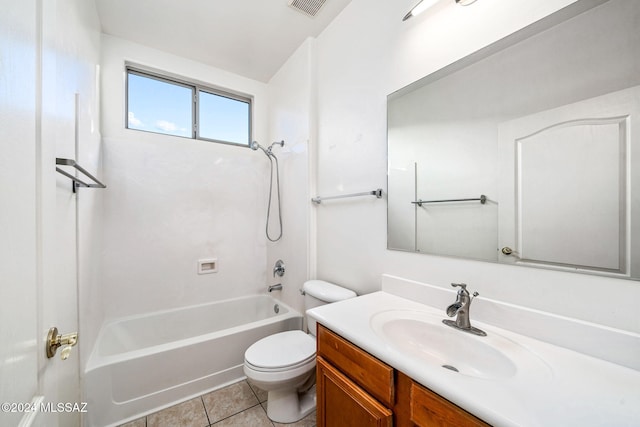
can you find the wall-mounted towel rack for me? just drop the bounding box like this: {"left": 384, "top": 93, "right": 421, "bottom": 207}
{"left": 312, "top": 188, "right": 383, "bottom": 204}
{"left": 56, "top": 158, "right": 106, "bottom": 191}
{"left": 412, "top": 195, "right": 486, "bottom": 207}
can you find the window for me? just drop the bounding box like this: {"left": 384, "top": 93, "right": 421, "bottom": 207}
{"left": 127, "top": 70, "right": 193, "bottom": 138}
{"left": 126, "top": 67, "right": 252, "bottom": 146}
{"left": 198, "top": 90, "right": 250, "bottom": 145}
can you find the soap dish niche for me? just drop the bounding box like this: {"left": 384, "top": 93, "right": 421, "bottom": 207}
{"left": 198, "top": 258, "right": 218, "bottom": 274}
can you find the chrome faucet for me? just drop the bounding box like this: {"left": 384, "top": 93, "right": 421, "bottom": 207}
{"left": 268, "top": 283, "right": 283, "bottom": 292}
{"left": 443, "top": 283, "right": 486, "bottom": 336}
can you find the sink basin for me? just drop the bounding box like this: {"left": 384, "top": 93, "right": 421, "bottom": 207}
{"left": 370, "top": 309, "right": 551, "bottom": 380}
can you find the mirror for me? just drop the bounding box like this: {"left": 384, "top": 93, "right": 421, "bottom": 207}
{"left": 387, "top": 0, "right": 640, "bottom": 280}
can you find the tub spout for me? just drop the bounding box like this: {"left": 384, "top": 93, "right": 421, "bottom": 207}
{"left": 268, "top": 284, "right": 283, "bottom": 292}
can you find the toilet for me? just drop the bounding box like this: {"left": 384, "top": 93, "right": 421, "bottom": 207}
{"left": 243, "top": 280, "right": 357, "bottom": 423}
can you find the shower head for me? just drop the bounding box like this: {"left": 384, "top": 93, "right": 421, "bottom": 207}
{"left": 250, "top": 140, "right": 285, "bottom": 157}
{"left": 269, "top": 140, "right": 285, "bottom": 150}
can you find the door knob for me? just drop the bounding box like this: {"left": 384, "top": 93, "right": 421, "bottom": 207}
{"left": 46, "top": 327, "right": 78, "bottom": 360}
{"left": 501, "top": 247, "right": 522, "bottom": 259}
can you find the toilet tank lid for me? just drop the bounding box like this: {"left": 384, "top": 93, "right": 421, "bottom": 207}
{"left": 303, "top": 280, "right": 357, "bottom": 303}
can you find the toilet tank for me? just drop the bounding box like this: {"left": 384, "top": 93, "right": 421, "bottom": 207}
{"left": 303, "top": 280, "right": 356, "bottom": 336}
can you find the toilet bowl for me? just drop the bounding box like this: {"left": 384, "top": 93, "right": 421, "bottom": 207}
{"left": 244, "top": 330, "right": 316, "bottom": 423}
{"left": 243, "top": 280, "right": 356, "bottom": 423}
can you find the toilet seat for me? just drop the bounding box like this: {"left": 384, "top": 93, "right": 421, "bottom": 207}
{"left": 244, "top": 330, "right": 316, "bottom": 372}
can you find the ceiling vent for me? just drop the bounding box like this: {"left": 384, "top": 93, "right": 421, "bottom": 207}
{"left": 288, "top": 0, "right": 327, "bottom": 18}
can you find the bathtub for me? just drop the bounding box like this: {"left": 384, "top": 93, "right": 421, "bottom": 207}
{"left": 84, "top": 294, "right": 302, "bottom": 427}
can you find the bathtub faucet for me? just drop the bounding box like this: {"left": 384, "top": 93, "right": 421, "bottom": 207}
{"left": 268, "top": 284, "right": 283, "bottom": 292}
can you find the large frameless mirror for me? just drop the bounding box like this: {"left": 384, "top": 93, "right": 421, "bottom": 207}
{"left": 387, "top": 0, "right": 640, "bottom": 280}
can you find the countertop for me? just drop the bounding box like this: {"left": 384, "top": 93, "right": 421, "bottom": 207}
{"left": 307, "top": 291, "right": 640, "bottom": 427}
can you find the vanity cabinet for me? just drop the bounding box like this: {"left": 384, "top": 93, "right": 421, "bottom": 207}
{"left": 316, "top": 324, "right": 490, "bottom": 427}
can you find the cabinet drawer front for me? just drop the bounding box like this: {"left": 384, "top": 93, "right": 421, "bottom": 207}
{"left": 410, "top": 382, "right": 491, "bottom": 427}
{"left": 317, "top": 357, "right": 393, "bottom": 427}
{"left": 317, "top": 325, "right": 394, "bottom": 407}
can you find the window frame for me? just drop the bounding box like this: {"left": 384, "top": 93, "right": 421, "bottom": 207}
{"left": 125, "top": 65, "right": 253, "bottom": 147}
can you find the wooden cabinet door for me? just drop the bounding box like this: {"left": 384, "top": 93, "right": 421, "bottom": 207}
{"left": 317, "top": 356, "right": 393, "bottom": 427}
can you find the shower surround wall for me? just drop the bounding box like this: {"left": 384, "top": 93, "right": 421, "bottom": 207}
{"left": 265, "top": 38, "right": 316, "bottom": 315}
{"left": 100, "top": 35, "right": 271, "bottom": 321}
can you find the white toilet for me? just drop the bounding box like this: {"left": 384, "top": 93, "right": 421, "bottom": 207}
{"left": 243, "top": 280, "right": 356, "bottom": 423}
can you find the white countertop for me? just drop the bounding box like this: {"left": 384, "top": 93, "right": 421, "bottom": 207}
{"left": 307, "top": 291, "right": 640, "bottom": 427}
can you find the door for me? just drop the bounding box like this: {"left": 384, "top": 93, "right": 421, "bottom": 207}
{"left": 498, "top": 86, "right": 640, "bottom": 276}
{"left": 1, "top": 0, "right": 82, "bottom": 426}
{"left": 0, "top": 1, "right": 40, "bottom": 426}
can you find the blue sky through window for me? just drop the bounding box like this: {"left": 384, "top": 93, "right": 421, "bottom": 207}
{"left": 127, "top": 73, "right": 192, "bottom": 138}
{"left": 199, "top": 91, "right": 249, "bottom": 145}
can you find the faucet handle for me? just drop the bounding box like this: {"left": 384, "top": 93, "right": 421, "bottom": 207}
{"left": 273, "top": 259, "right": 285, "bottom": 277}
{"left": 451, "top": 283, "right": 468, "bottom": 292}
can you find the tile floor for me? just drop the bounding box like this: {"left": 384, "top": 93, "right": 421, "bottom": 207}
{"left": 118, "top": 379, "right": 316, "bottom": 427}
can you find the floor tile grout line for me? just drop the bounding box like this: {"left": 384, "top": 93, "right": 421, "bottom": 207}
{"left": 200, "top": 396, "right": 212, "bottom": 426}
{"left": 249, "top": 382, "right": 275, "bottom": 426}
{"left": 209, "top": 402, "right": 264, "bottom": 425}
{"left": 258, "top": 401, "right": 276, "bottom": 427}
{"left": 247, "top": 380, "right": 265, "bottom": 404}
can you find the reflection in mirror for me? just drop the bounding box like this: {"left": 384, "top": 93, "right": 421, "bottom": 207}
{"left": 387, "top": 0, "right": 640, "bottom": 280}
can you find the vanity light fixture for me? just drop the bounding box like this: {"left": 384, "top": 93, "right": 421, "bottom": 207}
{"left": 403, "top": 0, "right": 438, "bottom": 21}
{"left": 403, "top": 0, "right": 478, "bottom": 21}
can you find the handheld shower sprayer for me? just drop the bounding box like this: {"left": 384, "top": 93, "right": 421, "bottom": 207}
{"left": 251, "top": 140, "right": 285, "bottom": 156}
{"left": 250, "top": 140, "right": 263, "bottom": 152}
{"left": 251, "top": 140, "right": 285, "bottom": 242}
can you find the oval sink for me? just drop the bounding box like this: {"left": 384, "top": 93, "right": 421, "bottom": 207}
{"left": 370, "top": 309, "right": 551, "bottom": 381}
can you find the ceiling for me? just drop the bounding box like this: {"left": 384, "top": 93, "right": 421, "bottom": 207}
{"left": 95, "top": 0, "right": 353, "bottom": 83}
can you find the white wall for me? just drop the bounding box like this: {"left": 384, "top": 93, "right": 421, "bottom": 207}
{"left": 99, "top": 35, "right": 271, "bottom": 321}
{"left": 72, "top": 5, "right": 104, "bottom": 384}
{"left": 266, "top": 39, "right": 315, "bottom": 315}
{"left": 312, "top": 0, "right": 640, "bottom": 333}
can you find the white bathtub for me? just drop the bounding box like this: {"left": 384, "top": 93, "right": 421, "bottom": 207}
{"left": 84, "top": 294, "right": 302, "bottom": 427}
